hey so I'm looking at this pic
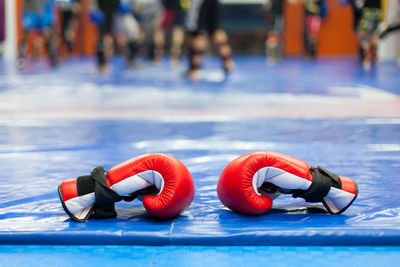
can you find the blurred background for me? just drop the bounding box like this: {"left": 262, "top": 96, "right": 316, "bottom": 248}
{"left": 0, "top": 2, "right": 400, "bottom": 264}
{"left": 0, "top": 0, "right": 399, "bottom": 71}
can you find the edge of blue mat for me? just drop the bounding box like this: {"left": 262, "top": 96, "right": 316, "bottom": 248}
{"left": 1, "top": 231, "right": 400, "bottom": 245}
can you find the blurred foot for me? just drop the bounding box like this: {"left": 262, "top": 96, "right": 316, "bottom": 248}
{"left": 266, "top": 57, "right": 278, "bottom": 65}
{"left": 48, "top": 54, "right": 59, "bottom": 68}
{"left": 170, "top": 58, "right": 180, "bottom": 67}
{"left": 18, "top": 58, "right": 26, "bottom": 69}
{"left": 98, "top": 63, "right": 110, "bottom": 74}
{"left": 186, "top": 69, "right": 200, "bottom": 81}
{"left": 362, "top": 60, "right": 372, "bottom": 70}
{"left": 223, "top": 59, "right": 235, "bottom": 73}
{"left": 126, "top": 60, "right": 143, "bottom": 69}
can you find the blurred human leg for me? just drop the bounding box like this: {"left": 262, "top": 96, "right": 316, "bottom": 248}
{"left": 357, "top": 6, "right": 382, "bottom": 69}
{"left": 187, "top": 32, "right": 207, "bottom": 79}
{"left": 211, "top": 29, "right": 233, "bottom": 73}
{"left": 170, "top": 25, "right": 185, "bottom": 66}
{"left": 19, "top": 4, "right": 42, "bottom": 68}
{"left": 114, "top": 11, "right": 141, "bottom": 66}
{"left": 95, "top": 0, "right": 119, "bottom": 72}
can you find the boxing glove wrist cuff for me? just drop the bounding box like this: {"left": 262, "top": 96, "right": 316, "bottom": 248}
{"left": 58, "top": 175, "right": 95, "bottom": 222}
{"left": 256, "top": 165, "right": 357, "bottom": 214}
{"left": 59, "top": 166, "right": 123, "bottom": 222}
{"left": 293, "top": 166, "right": 341, "bottom": 203}
{"left": 90, "top": 166, "right": 123, "bottom": 219}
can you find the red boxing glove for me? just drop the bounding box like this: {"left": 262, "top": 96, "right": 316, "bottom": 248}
{"left": 59, "top": 153, "right": 195, "bottom": 222}
{"left": 217, "top": 151, "right": 358, "bottom": 215}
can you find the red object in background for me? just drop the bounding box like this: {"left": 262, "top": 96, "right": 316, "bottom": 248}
{"left": 160, "top": 9, "right": 177, "bottom": 30}
{"left": 306, "top": 15, "right": 322, "bottom": 39}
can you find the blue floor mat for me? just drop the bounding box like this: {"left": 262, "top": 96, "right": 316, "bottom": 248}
{"left": 0, "top": 56, "right": 399, "bottom": 245}
{"left": 1, "top": 246, "right": 400, "bottom": 267}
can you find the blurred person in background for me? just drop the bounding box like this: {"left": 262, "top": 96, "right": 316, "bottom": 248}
{"left": 356, "top": 0, "right": 382, "bottom": 69}
{"left": 56, "top": 0, "right": 81, "bottom": 57}
{"left": 160, "top": 0, "right": 189, "bottom": 66}
{"left": 339, "top": 0, "right": 363, "bottom": 31}
{"left": 303, "top": 0, "right": 328, "bottom": 59}
{"left": 0, "top": 0, "right": 4, "bottom": 55}
{"left": 19, "top": 0, "right": 59, "bottom": 68}
{"left": 338, "top": 0, "right": 364, "bottom": 62}
{"left": 114, "top": 0, "right": 141, "bottom": 67}
{"left": 90, "top": 0, "right": 141, "bottom": 71}
{"left": 264, "top": 0, "right": 286, "bottom": 62}
{"left": 134, "top": 0, "right": 163, "bottom": 62}
{"left": 379, "top": 0, "right": 400, "bottom": 66}
{"left": 185, "top": 0, "right": 234, "bottom": 80}
{"left": 379, "top": 0, "right": 400, "bottom": 38}
{"left": 90, "top": 0, "right": 119, "bottom": 72}
{"left": 380, "top": 3, "right": 400, "bottom": 40}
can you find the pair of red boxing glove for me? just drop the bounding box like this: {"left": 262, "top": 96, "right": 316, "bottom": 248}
{"left": 58, "top": 152, "right": 358, "bottom": 222}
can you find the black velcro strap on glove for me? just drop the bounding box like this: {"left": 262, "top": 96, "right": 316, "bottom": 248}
{"left": 292, "top": 166, "right": 342, "bottom": 203}
{"left": 90, "top": 166, "right": 122, "bottom": 219}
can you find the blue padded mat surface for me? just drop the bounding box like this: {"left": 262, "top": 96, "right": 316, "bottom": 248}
{"left": 1, "top": 246, "right": 400, "bottom": 267}
{"left": 0, "top": 57, "right": 399, "bottom": 245}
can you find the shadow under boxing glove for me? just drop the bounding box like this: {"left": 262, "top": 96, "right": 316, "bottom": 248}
{"left": 217, "top": 151, "right": 358, "bottom": 215}
{"left": 58, "top": 153, "right": 195, "bottom": 222}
